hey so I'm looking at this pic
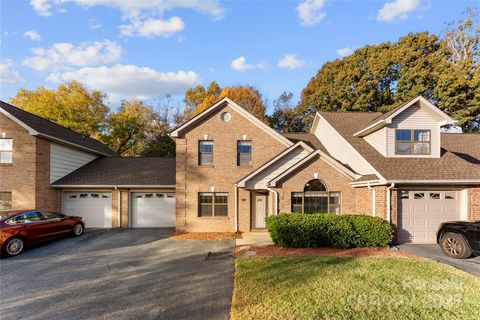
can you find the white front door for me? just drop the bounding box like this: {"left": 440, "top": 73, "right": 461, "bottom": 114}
{"left": 64, "top": 192, "right": 112, "bottom": 228}
{"left": 253, "top": 193, "right": 268, "bottom": 229}
{"left": 131, "top": 192, "right": 176, "bottom": 227}
{"left": 398, "top": 190, "right": 459, "bottom": 243}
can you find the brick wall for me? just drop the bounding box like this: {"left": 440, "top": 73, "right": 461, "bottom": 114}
{"left": 174, "top": 103, "right": 287, "bottom": 232}
{"left": 276, "top": 155, "right": 356, "bottom": 214}
{"left": 35, "top": 137, "right": 60, "bottom": 211}
{"left": 0, "top": 113, "right": 37, "bottom": 209}
{"left": 468, "top": 187, "right": 480, "bottom": 220}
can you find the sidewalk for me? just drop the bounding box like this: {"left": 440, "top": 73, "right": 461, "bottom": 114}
{"left": 236, "top": 232, "right": 273, "bottom": 246}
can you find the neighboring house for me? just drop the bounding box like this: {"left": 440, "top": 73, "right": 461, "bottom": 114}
{"left": 171, "top": 96, "right": 480, "bottom": 243}
{"left": 0, "top": 101, "right": 175, "bottom": 229}
{"left": 2, "top": 96, "right": 479, "bottom": 243}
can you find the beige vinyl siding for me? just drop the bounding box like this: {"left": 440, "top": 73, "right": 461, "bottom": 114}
{"left": 386, "top": 104, "right": 441, "bottom": 158}
{"left": 313, "top": 118, "right": 376, "bottom": 175}
{"left": 50, "top": 143, "right": 97, "bottom": 183}
{"left": 245, "top": 146, "right": 310, "bottom": 189}
{"left": 363, "top": 127, "right": 387, "bottom": 156}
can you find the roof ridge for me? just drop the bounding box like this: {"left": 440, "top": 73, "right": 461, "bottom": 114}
{"left": 318, "top": 111, "right": 381, "bottom": 114}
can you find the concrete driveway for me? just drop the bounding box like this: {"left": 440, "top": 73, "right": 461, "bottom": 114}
{"left": 0, "top": 229, "right": 235, "bottom": 320}
{"left": 399, "top": 244, "right": 480, "bottom": 277}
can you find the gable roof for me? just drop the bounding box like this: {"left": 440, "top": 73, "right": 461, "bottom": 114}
{"left": 281, "top": 132, "right": 330, "bottom": 155}
{"left": 268, "top": 150, "right": 358, "bottom": 187}
{"left": 170, "top": 97, "right": 293, "bottom": 147}
{"left": 236, "top": 141, "right": 313, "bottom": 188}
{"left": 353, "top": 96, "right": 455, "bottom": 137}
{"left": 52, "top": 157, "right": 175, "bottom": 187}
{"left": 0, "top": 101, "right": 117, "bottom": 157}
{"left": 318, "top": 111, "right": 480, "bottom": 182}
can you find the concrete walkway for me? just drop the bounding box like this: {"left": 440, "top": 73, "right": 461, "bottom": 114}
{"left": 399, "top": 244, "right": 480, "bottom": 277}
{"left": 236, "top": 232, "right": 273, "bottom": 246}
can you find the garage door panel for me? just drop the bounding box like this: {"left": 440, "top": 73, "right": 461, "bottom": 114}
{"left": 132, "top": 192, "right": 175, "bottom": 228}
{"left": 398, "top": 190, "right": 459, "bottom": 243}
{"left": 64, "top": 192, "right": 112, "bottom": 228}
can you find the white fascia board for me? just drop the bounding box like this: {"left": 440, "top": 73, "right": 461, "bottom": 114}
{"left": 52, "top": 185, "right": 176, "bottom": 188}
{"left": 236, "top": 141, "right": 313, "bottom": 188}
{"left": 384, "top": 180, "right": 480, "bottom": 185}
{"left": 0, "top": 108, "right": 38, "bottom": 135}
{"left": 315, "top": 113, "right": 386, "bottom": 181}
{"left": 1, "top": 108, "right": 113, "bottom": 157}
{"left": 170, "top": 97, "right": 293, "bottom": 147}
{"left": 268, "top": 150, "right": 359, "bottom": 187}
{"left": 353, "top": 120, "right": 386, "bottom": 137}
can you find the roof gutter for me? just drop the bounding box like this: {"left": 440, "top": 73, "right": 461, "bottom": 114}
{"left": 384, "top": 180, "right": 480, "bottom": 185}
{"left": 353, "top": 120, "right": 386, "bottom": 137}
{"left": 36, "top": 133, "right": 115, "bottom": 157}
{"left": 52, "top": 185, "right": 176, "bottom": 188}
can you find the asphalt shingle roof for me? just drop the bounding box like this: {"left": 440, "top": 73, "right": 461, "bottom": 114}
{"left": 281, "top": 132, "right": 330, "bottom": 155}
{"left": 0, "top": 101, "right": 117, "bottom": 156}
{"left": 318, "top": 111, "right": 480, "bottom": 181}
{"left": 52, "top": 157, "right": 176, "bottom": 186}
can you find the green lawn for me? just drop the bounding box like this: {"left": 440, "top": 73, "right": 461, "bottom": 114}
{"left": 231, "top": 256, "right": 480, "bottom": 320}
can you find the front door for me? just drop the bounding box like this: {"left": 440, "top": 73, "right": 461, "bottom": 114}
{"left": 253, "top": 193, "right": 268, "bottom": 229}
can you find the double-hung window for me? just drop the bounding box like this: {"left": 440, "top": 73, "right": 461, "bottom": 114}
{"left": 237, "top": 141, "right": 252, "bottom": 166}
{"left": 198, "top": 192, "right": 228, "bottom": 217}
{"left": 0, "top": 192, "right": 12, "bottom": 210}
{"left": 0, "top": 138, "right": 13, "bottom": 163}
{"left": 198, "top": 140, "right": 213, "bottom": 165}
{"left": 395, "top": 129, "right": 430, "bottom": 155}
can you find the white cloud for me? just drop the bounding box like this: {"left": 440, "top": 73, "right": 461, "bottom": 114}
{"left": 120, "top": 16, "right": 185, "bottom": 38}
{"left": 30, "top": 0, "right": 51, "bottom": 16}
{"left": 0, "top": 60, "right": 26, "bottom": 85}
{"left": 23, "top": 40, "right": 122, "bottom": 71}
{"left": 296, "top": 0, "right": 327, "bottom": 26}
{"left": 24, "top": 30, "right": 42, "bottom": 41}
{"left": 48, "top": 64, "right": 200, "bottom": 103}
{"left": 337, "top": 47, "right": 354, "bottom": 57}
{"left": 230, "top": 56, "right": 269, "bottom": 72}
{"left": 88, "top": 18, "right": 102, "bottom": 30}
{"left": 31, "top": 0, "right": 225, "bottom": 19}
{"left": 377, "top": 0, "right": 420, "bottom": 22}
{"left": 277, "top": 54, "right": 305, "bottom": 69}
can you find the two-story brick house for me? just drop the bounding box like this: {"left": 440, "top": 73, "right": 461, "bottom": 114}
{"left": 2, "top": 96, "right": 479, "bottom": 244}
{"left": 171, "top": 96, "right": 480, "bottom": 243}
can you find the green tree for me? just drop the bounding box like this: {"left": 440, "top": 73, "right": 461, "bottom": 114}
{"left": 10, "top": 81, "right": 108, "bottom": 137}
{"left": 101, "top": 100, "right": 166, "bottom": 156}
{"left": 298, "top": 8, "right": 480, "bottom": 132}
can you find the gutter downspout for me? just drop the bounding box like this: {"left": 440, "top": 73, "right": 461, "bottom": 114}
{"left": 234, "top": 184, "right": 239, "bottom": 233}
{"left": 386, "top": 183, "right": 395, "bottom": 224}
{"left": 367, "top": 182, "right": 376, "bottom": 217}
{"left": 266, "top": 186, "right": 279, "bottom": 215}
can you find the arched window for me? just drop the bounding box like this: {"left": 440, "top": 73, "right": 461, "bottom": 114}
{"left": 291, "top": 179, "right": 341, "bottom": 214}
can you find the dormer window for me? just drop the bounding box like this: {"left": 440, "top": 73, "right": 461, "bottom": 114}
{"left": 395, "top": 129, "right": 430, "bottom": 155}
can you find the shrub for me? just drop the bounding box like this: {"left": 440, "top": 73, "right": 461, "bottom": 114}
{"left": 266, "top": 213, "right": 392, "bottom": 248}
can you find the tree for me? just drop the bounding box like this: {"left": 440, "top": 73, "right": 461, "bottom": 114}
{"left": 268, "top": 92, "right": 305, "bottom": 132}
{"left": 10, "top": 81, "right": 108, "bottom": 137}
{"left": 101, "top": 100, "right": 166, "bottom": 156}
{"left": 298, "top": 8, "right": 480, "bottom": 132}
{"left": 185, "top": 82, "right": 268, "bottom": 122}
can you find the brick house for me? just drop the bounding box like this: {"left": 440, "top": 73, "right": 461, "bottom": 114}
{"left": 1, "top": 96, "right": 479, "bottom": 243}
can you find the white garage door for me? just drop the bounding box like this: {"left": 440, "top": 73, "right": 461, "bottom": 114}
{"left": 398, "top": 190, "right": 459, "bottom": 243}
{"left": 131, "top": 192, "right": 175, "bottom": 227}
{"left": 64, "top": 192, "right": 112, "bottom": 228}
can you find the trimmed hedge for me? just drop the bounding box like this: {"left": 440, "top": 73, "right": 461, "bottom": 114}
{"left": 266, "top": 213, "right": 393, "bottom": 249}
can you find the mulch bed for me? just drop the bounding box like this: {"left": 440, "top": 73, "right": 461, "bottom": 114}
{"left": 235, "top": 245, "right": 418, "bottom": 259}
{"left": 172, "top": 231, "right": 242, "bottom": 241}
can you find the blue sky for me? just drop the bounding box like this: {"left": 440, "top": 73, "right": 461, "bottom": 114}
{"left": 0, "top": 0, "right": 476, "bottom": 112}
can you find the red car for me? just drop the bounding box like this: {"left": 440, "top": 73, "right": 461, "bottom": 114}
{"left": 0, "top": 210, "right": 85, "bottom": 257}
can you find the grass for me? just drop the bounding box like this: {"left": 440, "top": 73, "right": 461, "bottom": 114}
{"left": 231, "top": 256, "right": 480, "bottom": 320}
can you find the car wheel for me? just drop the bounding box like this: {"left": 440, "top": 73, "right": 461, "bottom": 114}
{"left": 72, "top": 223, "right": 84, "bottom": 236}
{"left": 4, "top": 237, "right": 25, "bottom": 256}
{"left": 440, "top": 233, "right": 472, "bottom": 259}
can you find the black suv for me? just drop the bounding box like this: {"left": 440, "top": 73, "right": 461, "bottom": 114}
{"left": 437, "top": 221, "right": 480, "bottom": 259}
